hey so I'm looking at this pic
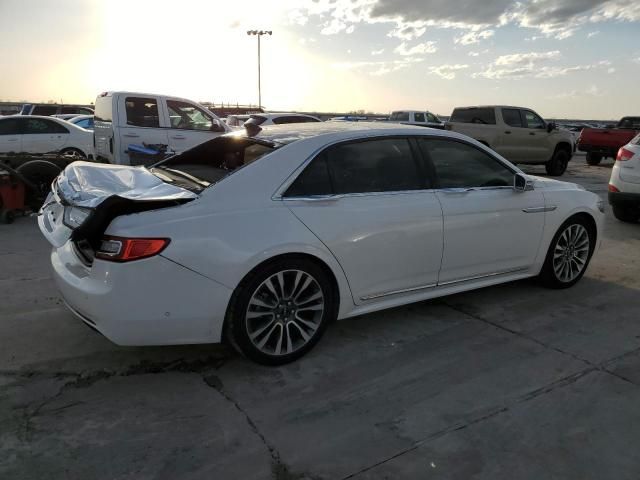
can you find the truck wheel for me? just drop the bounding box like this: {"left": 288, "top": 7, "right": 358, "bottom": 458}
{"left": 586, "top": 152, "right": 602, "bottom": 166}
{"left": 545, "top": 149, "right": 569, "bottom": 176}
{"left": 612, "top": 205, "right": 638, "bottom": 223}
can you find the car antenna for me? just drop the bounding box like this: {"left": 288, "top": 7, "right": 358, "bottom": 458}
{"left": 244, "top": 123, "right": 262, "bottom": 137}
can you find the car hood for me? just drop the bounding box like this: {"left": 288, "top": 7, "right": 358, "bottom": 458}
{"left": 528, "top": 175, "right": 584, "bottom": 191}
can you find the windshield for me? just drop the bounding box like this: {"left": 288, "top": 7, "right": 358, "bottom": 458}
{"left": 151, "top": 136, "right": 276, "bottom": 187}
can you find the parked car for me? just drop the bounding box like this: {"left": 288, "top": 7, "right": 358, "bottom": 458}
{"left": 38, "top": 122, "right": 603, "bottom": 364}
{"left": 446, "top": 106, "right": 575, "bottom": 176}
{"left": 93, "top": 91, "right": 230, "bottom": 165}
{"left": 67, "top": 115, "right": 94, "bottom": 130}
{"left": 608, "top": 134, "right": 640, "bottom": 222}
{"left": 244, "top": 113, "right": 321, "bottom": 127}
{"left": 20, "top": 104, "right": 94, "bottom": 116}
{"left": 386, "top": 110, "right": 444, "bottom": 129}
{"left": 0, "top": 115, "right": 93, "bottom": 158}
{"left": 577, "top": 117, "right": 640, "bottom": 165}
{"left": 225, "top": 114, "right": 250, "bottom": 128}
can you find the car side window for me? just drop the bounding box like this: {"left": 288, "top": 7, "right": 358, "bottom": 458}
{"left": 414, "top": 112, "right": 426, "bottom": 122}
{"left": 419, "top": 139, "right": 514, "bottom": 189}
{"left": 502, "top": 108, "right": 523, "bottom": 128}
{"left": 285, "top": 153, "right": 333, "bottom": 197}
{"left": 327, "top": 138, "right": 422, "bottom": 194}
{"left": 125, "top": 97, "right": 160, "bottom": 128}
{"left": 32, "top": 105, "right": 58, "bottom": 116}
{"left": 166, "top": 100, "right": 213, "bottom": 131}
{"left": 0, "top": 118, "right": 22, "bottom": 135}
{"left": 426, "top": 113, "right": 440, "bottom": 123}
{"left": 522, "top": 110, "right": 545, "bottom": 129}
{"left": 24, "top": 119, "right": 68, "bottom": 134}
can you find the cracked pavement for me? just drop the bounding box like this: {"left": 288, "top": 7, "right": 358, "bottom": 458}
{"left": 1, "top": 157, "right": 640, "bottom": 479}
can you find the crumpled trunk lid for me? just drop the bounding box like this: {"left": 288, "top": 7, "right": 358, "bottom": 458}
{"left": 38, "top": 161, "right": 197, "bottom": 248}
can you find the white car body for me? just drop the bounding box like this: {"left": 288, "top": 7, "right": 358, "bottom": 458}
{"left": 93, "top": 91, "right": 230, "bottom": 165}
{"left": 244, "top": 113, "right": 322, "bottom": 127}
{"left": 38, "top": 123, "right": 603, "bottom": 361}
{"left": 608, "top": 134, "right": 640, "bottom": 222}
{"left": 67, "top": 115, "right": 94, "bottom": 130}
{"left": 0, "top": 115, "right": 93, "bottom": 157}
{"left": 387, "top": 110, "right": 443, "bottom": 129}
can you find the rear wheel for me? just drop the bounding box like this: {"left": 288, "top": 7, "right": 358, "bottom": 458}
{"left": 545, "top": 149, "right": 569, "bottom": 176}
{"left": 612, "top": 205, "right": 639, "bottom": 223}
{"left": 225, "top": 258, "right": 336, "bottom": 365}
{"left": 586, "top": 152, "right": 602, "bottom": 166}
{"left": 538, "top": 217, "right": 595, "bottom": 289}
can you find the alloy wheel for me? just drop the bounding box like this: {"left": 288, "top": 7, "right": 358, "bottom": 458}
{"left": 245, "top": 269, "right": 325, "bottom": 356}
{"left": 552, "top": 224, "right": 590, "bottom": 283}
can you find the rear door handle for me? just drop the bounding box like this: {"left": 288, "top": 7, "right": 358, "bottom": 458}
{"left": 504, "top": 131, "right": 511, "bottom": 134}
{"left": 122, "top": 133, "right": 139, "bottom": 138}
{"left": 171, "top": 135, "right": 186, "bottom": 140}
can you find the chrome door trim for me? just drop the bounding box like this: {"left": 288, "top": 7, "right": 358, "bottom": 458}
{"left": 437, "top": 267, "right": 530, "bottom": 287}
{"left": 522, "top": 205, "right": 557, "bottom": 213}
{"left": 360, "top": 282, "right": 438, "bottom": 301}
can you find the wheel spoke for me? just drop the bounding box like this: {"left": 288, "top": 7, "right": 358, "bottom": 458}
{"left": 256, "top": 322, "right": 279, "bottom": 349}
{"left": 264, "top": 278, "right": 281, "bottom": 302}
{"left": 273, "top": 324, "right": 284, "bottom": 355}
{"left": 249, "top": 317, "right": 276, "bottom": 340}
{"left": 293, "top": 276, "right": 313, "bottom": 302}
{"left": 285, "top": 323, "right": 293, "bottom": 354}
{"left": 298, "top": 290, "right": 323, "bottom": 306}
{"left": 295, "top": 313, "right": 319, "bottom": 331}
{"left": 250, "top": 297, "right": 276, "bottom": 309}
{"left": 289, "top": 320, "right": 311, "bottom": 342}
{"left": 246, "top": 310, "right": 274, "bottom": 320}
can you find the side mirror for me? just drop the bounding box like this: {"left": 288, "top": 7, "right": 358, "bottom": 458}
{"left": 514, "top": 173, "right": 533, "bottom": 192}
{"left": 546, "top": 122, "right": 556, "bottom": 133}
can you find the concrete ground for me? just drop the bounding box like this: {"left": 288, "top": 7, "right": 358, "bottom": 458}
{"left": 1, "top": 155, "right": 639, "bottom": 480}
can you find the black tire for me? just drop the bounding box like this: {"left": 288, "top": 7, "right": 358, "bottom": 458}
{"left": 586, "top": 152, "right": 602, "bottom": 166}
{"left": 15, "top": 160, "right": 62, "bottom": 210}
{"left": 0, "top": 209, "right": 15, "bottom": 224}
{"left": 59, "top": 148, "right": 87, "bottom": 160}
{"left": 225, "top": 257, "right": 336, "bottom": 365}
{"left": 545, "top": 149, "right": 569, "bottom": 176}
{"left": 612, "top": 205, "right": 638, "bottom": 223}
{"left": 538, "top": 216, "right": 596, "bottom": 289}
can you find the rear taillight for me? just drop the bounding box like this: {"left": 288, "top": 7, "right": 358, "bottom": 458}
{"left": 617, "top": 147, "right": 634, "bottom": 161}
{"left": 608, "top": 184, "right": 620, "bottom": 193}
{"left": 95, "top": 236, "right": 170, "bottom": 262}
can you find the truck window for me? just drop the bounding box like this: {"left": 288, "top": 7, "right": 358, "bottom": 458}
{"left": 125, "top": 97, "right": 160, "bottom": 128}
{"left": 390, "top": 112, "right": 410, "bottom": 122}
{"left": 414, "top": 112, "right": 425, "bottom": 122}
{"left": 426, "top": 113, "right": 440, "bottom": 123}
{"left": 95, "top": 96, "right": 113, "bottom": 122}
{"left": 450, "top": 108, "right": 496, "bottom": 125}
{"left": 32, "top": 105, "right": 58, "bottom": 116}
{"left": 522, "top": 110, "right": 545, "bottom": 129}
{"left": 167, "top": 100, "right": 213, "bottom": 131}
{"left": 619, "top": 117, "right": 640, "bottom": 129}
{"left": 502, "top": 108, "right": 523, "bottom": 128}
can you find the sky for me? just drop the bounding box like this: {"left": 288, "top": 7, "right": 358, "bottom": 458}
{"left": 0, "top": 0, "right": 639, "bottom": 119}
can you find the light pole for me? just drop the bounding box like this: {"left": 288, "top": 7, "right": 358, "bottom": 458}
{"left": 246, "top": 29, "right": 272, "bottom": 109}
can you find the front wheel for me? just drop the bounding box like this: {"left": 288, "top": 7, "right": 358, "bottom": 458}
{"left": 586, "top": 152, "right": 602, "bottom": 166}
{"left": 545, "top": 149, "right": 569, "bottom": 176}
{"left": 225, "top": 258, "right": 336, "bottom": 365}
{"left": 538, "top": 217, "right": 595, "bottom": 289}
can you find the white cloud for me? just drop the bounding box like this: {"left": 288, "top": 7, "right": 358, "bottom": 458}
{"left": 333, "top": 56, "right": 424, "bottom": 76}
{"left": 607, "top": 67, "right": 616, "bottom": 74}
{"left": 394, "top": 41, "right": 437, "bottom": 56}
{"left": 371, "top": 48, "right": 385, "bottom": 55}
{"left": 429, "top": 64, "right": 470, "bottom": 80}
{"left": 454, "top": 29, "right": 494, "bottom": 45}
{"left": 587, "top": 30, "right": 600, "bottom": 38}
{"left": 387, "top": 23, "right": 426, "bottom": 40}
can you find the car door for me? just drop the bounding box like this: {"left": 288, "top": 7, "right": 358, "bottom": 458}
{"left": 496, "top": 108, "right": 533, "bottom": 163}
{"left": 283, "top": 137, "right": 444, "bottom": 304}
{"left": 118, "top": 96, "right": 168, "bottom": 165}
{"left": 0, "top": 118, "right": 23, "bottom": 153}
{"left": 164, "top": 99, "right": 225, "bottom": 154}
{"left": 22, "top": 118, "right": 69, "bottom": 153}
{"left": 521, "top": 109, "right": 551, "bottom": 162}
{"left": 417, "top": 138, "right": 545, "bottom": 284}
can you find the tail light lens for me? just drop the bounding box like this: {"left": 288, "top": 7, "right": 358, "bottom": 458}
{"left": 617, "top": 147, "right": 634, "bottom": 161}
{"left": 608, "top": 184, "right": 620, "bottom": 193}
{"left": 95, "top": 236, "right": 170, "bottom": 262}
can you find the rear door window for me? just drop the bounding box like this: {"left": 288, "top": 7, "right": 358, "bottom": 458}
{"left": 0, "top": 118, "right": 23, "bottom": 135}
{"left": 390, "top": 112, "right": 410, "bottom": 121}
{"left": 285, "top": 154, "right": 332, "bottom": 197}
{"left": 450, "top": 108, "right": 496, "bottom": 125}
{"left": 125, "top": 97, "right": 160, "bottom": 128}
{"left": 167, "top": 100, "right": 213, "bottom": 130}
{"left": 502, "top": 108, "right": 523, "bottom": 128}
{"left": 414, "top": 112, "right": 426, "bottom": 122}
{"left": 24, "top": 118, "right": 69, "bottom": 134}
{"left": 426, "top": 113, "right": 440, "bottom": 123}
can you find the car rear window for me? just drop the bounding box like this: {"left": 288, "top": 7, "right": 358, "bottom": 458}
{"left": 450, "top": 108, "right": 496, "bottom": 125}
{"left": 390, "top": 112, "right": 410, "bottom": 121}
{"left": 152, "top": 136, "right": 276, "bottom": 188}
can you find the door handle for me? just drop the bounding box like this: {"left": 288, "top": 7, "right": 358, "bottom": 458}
{"left": 529, "top": 132, "right": 536, "bottom": 135}
{"left": 122, "top": 133, "right": 139, "bottom": 138}
{"left": 504, "top": 131, "right": 511, "bottom": 134}
{"left": 171, "top": 135, "right": 186, "bottom": 140}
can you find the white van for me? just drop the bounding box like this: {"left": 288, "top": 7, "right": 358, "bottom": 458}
{"left": 94, "top": 92, "right": 230, "bottom": 164}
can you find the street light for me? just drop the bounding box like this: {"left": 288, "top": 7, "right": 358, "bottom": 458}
{"left": 246, "top": 29, "right": 272, "bottom": 109}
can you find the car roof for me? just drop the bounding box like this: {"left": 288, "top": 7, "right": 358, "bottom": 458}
{"left": 229, "top": 121, "right": 461, "bottom": 146}
{"left": 253, "top": 113, "right": 318, "bottom": 119}
{"left": 452, "top": 105, "right": 533, "bottom": 110}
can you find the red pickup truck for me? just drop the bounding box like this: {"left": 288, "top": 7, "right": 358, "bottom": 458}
{"left": 578, "top": 117, "right": 640, "bottom": 165}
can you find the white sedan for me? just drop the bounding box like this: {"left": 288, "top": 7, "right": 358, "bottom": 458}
{"left": 0, "top": 115, "right": 93, "bottom": 158}
{"left": 39, "top": 123, "right": 603, "bottom": 364}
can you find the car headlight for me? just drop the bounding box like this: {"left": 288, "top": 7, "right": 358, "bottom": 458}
{"left": 597, "top": 199, "right": 605, "bottom": 213}
{"left": 63, "top": 206, "right": 91, "bottom": 229}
